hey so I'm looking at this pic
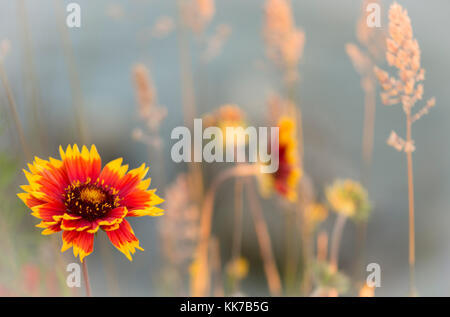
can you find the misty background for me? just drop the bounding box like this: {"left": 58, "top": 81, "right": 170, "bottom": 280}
{"left": 0, "top": 0, "right": 449, "bottom": 296}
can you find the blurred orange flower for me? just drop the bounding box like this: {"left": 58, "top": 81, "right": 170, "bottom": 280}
{"left": 204, "top": 104, "right": 247, "bottom": 147}
{"left": 359, "top": 283, "right": 375, "bottom": 297}
{"left": 259, "top": 117, "right": 301, "bottom": 202}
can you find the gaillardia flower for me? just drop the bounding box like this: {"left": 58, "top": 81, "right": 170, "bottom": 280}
{"left": 18, "top": 145, "right": 164, "bottom": 262}
{"left": 326, "top": 179, "right": 370, "bottom": 222}
{"left": 259, "top": 117, "right": 301, "bottom": 202}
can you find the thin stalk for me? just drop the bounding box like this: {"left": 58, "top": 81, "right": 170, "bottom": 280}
{"left": 0, "top": 60, "right": 31, "bottom": 161}
{"left": 246, "top": 179, "right": 282, "bottom": 296}
{"left": 353, "top": 221, "right": 367, "bottom": 282}
{"left": 230, "top": 178, "right": 244, "bottom": 293}
{"left": 406, "top": 116, "right": 416, "bottom": 296}
{"left": 194, "top": 164, "right": 260, "bottom": 296}
{"left": 283, "top": 207, "right": 297, "bottom": 295}
{"left": 81, "top": 260, "right": 92, "bottom": 297}
{"left": 329, "top": 214, "right": 347, "bottom": 270}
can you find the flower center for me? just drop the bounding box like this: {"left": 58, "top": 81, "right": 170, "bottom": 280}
{"left": 80, "top": 187, "right": 106, "bottom": 205}
{"left": 64, "top": 181, "right": 120, "bottom": 221}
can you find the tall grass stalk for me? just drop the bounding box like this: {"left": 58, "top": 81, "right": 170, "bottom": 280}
{"left": 0, "top": 60, "right": 31, "bottom": 161}
{"left": 346, "top": 0, "right": 385, "bottom": 284}
{"left": 374, "top": 2, "right": 435, "bottom": 294}
{"left": 406, "top": 116, "right": 415, "bottom": 295}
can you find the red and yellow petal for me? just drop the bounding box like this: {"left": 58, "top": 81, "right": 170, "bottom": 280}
{"left": 19, "top": 184, "right": 47, "bottom": 202}
{"left": 101, "top": 223, "right": 121, "bottom": 231}
{"left": 97, "top": 206, "right": 128, "bottom": 227}
{"left": 116, "top": 167, "right": 164, "bottom": 217}
{"left": 61, "top": 230, "right": 94, "bottom": 262}
{"left": 27, "top": 156, "right": 55, "bottom": 176}
{"left": 61, "top": 218, "right": 93, "bottom": 232}
{"left": 115, "top": 164, "right": 148, "bottom": 197}
{"left": 60, "top": 144, "right": 101, "bottom": 184}
{"left": 123, "top": 188, "right": 164, "bottom": 217}
{"left": 30, "top": 201, "right": 66, "bottom": 222}
{"left": 17, "top": 193, "right": 46, "bottom": 209}
{"left": 127, "top": 206, "right": 164, "bottom": 217}
{"left": 98, "top": 159, "right": 164, "bottom": 217}
{"left": 36, "top": 162, "right": 69, "bottom": 199}
{"left": 98, "top": 158, "right": 129, "bottom": 189}
{"left": 60, "top": 207, "right": 128, "bottom": 233}
{"left": 106, "top": 220, "right": 143, "bottom": 261}
{"left": 21, "top": 156, "right": 69, "bottom": 203}
{"left": 39, "top": 222, "right": 62, "bottom": 235}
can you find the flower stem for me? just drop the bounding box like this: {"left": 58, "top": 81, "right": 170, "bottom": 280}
{"left": 329, "top": 214, "right": 347, "bottom": 270}
{"left": 82, "top": 260, "right": 92, "bottom": 297}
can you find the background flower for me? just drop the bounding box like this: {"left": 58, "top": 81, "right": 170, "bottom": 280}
{"left": 326, "top": 179, "right": 371, "bottom": 222}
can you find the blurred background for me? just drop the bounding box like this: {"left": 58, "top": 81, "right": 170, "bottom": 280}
{"left": 0, "top": 0, "right": 449, "bottom": 296}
